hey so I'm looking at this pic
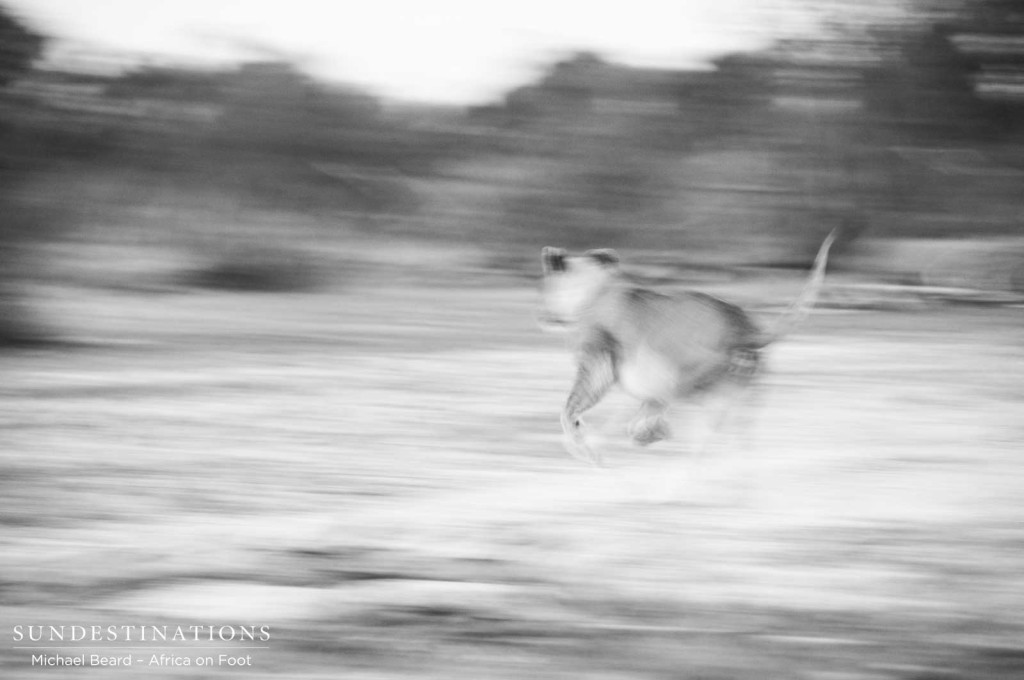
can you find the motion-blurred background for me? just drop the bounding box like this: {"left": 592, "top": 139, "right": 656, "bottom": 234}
{"left": 2, "top": 1, "right": 1023, "bottom": 678}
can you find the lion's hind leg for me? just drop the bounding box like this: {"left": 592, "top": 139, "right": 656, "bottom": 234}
{"left": 657, "top": 349, "right": 762, "bottom": 502}
{"left": 628, "top": 400, "right": 671, "bottom": 447}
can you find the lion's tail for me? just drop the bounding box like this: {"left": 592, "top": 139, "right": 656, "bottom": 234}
{"left": 752, "top": 229, "right": 837, "bottom": 348}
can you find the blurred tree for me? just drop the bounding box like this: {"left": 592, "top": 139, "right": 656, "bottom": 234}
{"left": 104, "top": 65, "right": 224, "bottom": 103}
{"left": 944, "top": 0, "right": 1024, "bottom": 135}
{"left": 0, "top": 3, "right": 45, "bottom": 345}
{"left": 684, "top": 53, "right": 775, "bottom": 144}
{"left": 851, "top": 0, "right": 1024, "bottom": 238}
{"left": 865, "top": 23, "right": 984, "bottom": 141}
{"left": 100, "top": 60, "right": 428, "bottom": 214}
{"left": 485, "top": 53, "right": 694, "bottom": 246}
{"left": 0, "top": 4, "right": 42, "bottom": 87}
{"left": 208, "top": 61, "right": 420, "bottom": 213}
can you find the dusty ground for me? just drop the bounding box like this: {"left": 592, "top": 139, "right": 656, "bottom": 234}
{"left": 2, "top": 270, "right": 1023, "bottom": 679}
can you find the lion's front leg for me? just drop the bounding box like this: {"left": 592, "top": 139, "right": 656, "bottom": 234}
{"left": 561, "top": 349, "right": 617, "bottom": 466}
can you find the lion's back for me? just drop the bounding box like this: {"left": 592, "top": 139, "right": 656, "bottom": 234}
{"left": 609, "top": 288, "right": 759, "bottom": 356}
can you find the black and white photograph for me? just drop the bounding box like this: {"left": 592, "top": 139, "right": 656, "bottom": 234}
{"left": 2, "top": 1, "right": 1024, "bottom": 678}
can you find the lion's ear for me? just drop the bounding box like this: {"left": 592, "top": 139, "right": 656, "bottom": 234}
{"left": 542, "top": 247, "right": 568, "bottom": 274}
{"left": 585, "top": 249, "right": 619, "bottom": 268}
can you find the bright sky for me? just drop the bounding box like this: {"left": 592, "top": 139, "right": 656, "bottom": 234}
{"left": 13, "top": 0, "right": 830, "bottom": 103}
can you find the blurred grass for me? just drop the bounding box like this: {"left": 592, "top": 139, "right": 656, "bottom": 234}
{"left": 1, "top": 263, "right": 1023, "bottom": 679}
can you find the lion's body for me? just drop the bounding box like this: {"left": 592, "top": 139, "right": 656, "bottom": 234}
{"left": 540, "top": 233, "right": 834, "bottom": 468}
{"left": 581, "top": 285, "right": 761, "bottom": 403}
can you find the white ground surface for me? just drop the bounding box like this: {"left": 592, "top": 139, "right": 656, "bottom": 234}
{"left": 2, "top": 280, "right": 1023, "bottom": 679}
